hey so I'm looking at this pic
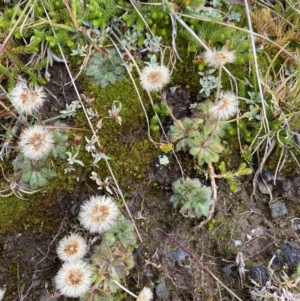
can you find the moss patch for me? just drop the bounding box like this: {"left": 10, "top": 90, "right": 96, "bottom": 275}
{"left": 76, "top": 75, "right": 161, "bottom": 190}
{"left": 0, "top": 74, "right": 161, "bottom": 234}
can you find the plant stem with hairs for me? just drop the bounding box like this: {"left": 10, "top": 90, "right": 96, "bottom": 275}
{"left": 161, "top": 93, "right": 186, "bottom": 132}
{"left": 215, "top": 66, "right": 222, "bottom": 104}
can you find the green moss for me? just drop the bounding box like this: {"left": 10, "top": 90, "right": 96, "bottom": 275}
{"left": 208, "top": 201, "right": 247, "bottom": 255}
{"left": 76, "top": 75, "right": 161, "bottom": 190}
{"left": 0, "top": 71, "right": 161, "bottom": 235}
{"left": 0, "top": 160, "right": 82, "bottom": 234}
{"left": 146, "top": 182, "right": 165, "bottom": 199}
{"left": 0, "top": 197, "right": 28, "bottom": 233}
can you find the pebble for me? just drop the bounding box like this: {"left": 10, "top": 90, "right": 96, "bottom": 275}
{"left": 168, "top": 248, "right": 189, "bottom": 262}
{"left": 293, "top": 221, "right": 300, "bottom": 231}
{"left": 269, "top": 201, "right": 288, "bottom": 218}
{"left": 234, "top": 240, "right": 243, "bottom": 247}
{"left": 155, "top": 280, "right": 170, "bottom": 299}
{"left": 70, "top": 203, "right": 79, "bottom": 216}
{"left": 0, "top": 287, "right": 6, "bottom": 301}
{"left": 250, "top": 227, "right": 264, "bottom": 237}
{"left": 261, "top": 169, "right": 275, "bottom": 182}
{"left": 250, "top": 265, "right": 269, "bottom": 285}
{"left": 279, "top": 243, "right": 300, "bottom": 268}
{"left": 257, "top": 180, "right": 273, "bottom": 195}
{"left": 270, "top": 251, "right": 283, "bottom": 269}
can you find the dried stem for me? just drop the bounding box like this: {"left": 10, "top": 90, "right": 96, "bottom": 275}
{"left": 160, "top": 229, "right": 243, "bottom": 301}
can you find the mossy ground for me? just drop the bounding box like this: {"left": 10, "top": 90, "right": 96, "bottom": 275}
{"left": 0, "top": 64, "right": 163, "bottom": 234}
{"left": 0, "top": 3, "right": 300, "bottom": 299}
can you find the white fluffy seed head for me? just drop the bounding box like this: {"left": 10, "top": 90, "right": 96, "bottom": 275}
{"left": 55, "top": 261, "right": 92, "bottom": 298}
{"left": 78, "top": 195, "right": 119, "bottom": 233}
{"left": 140, "top": 65, "right": 171, "bottom": 92}
{"left": 57, "top": 233, "right": 87, "bottom": 263}
{"left": 9, "top": 82, "right": 47, "bottom": 115}
{"left": 210, "top": 91, "right": 238, "bottom": 120}
{"left": 204, "top": 46, "right": 236, "bottom": 69}
{"left": 19, "top": 125, "right": 54, "bottom": 160}
{"left": 137, "top": 287, "right": 153, "bottom": 301}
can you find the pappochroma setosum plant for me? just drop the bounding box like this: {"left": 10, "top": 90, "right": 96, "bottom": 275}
{"left": 54, "top": 195, "right": 138, "bottom": 300}
{"left": 170, "top": 177, "right": 213, "bottom": 218}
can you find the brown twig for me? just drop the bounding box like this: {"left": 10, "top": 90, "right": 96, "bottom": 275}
{"left": 159, "top": 229, "right": 243, "bottom": 301}
{"left": 196, "top": 162, "right": 218, "bottom": 230}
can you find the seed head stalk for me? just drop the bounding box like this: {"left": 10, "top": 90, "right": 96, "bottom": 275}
{"left": 215, "top": 67, "right": 222, "bottom": 104}
{"left": 161, "top": 93, "right": 185, "bottom": 132}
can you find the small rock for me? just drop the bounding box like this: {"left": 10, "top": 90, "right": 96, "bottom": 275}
{"left": 257, "top": 180, "right": 273, "bottom": 194}
{"left": 155, "top": 280, "right": 170, "bottom": 300}
{"left": 270, "top": 251, "right": 283, "bottom": 269}
{"left": 70, "top": 203, "right": 79, "bottom": 216}
{"left": 0, "top": 286, "right": 6, "bottom": 301}
{"left": 261, "top": 170, "right": 275, "bottom": 182}
{"left": 250, "top": 227, "right": 264, "bottom": 237}
{"left": 32, "top": 274, "right": 42, "bottom": 288}
{"left": 246, "top": 234, "right": 252, "bottom": 240}
{"left": 222, "top": 264, "right": 238, "bottom": 278}
{"left": 269, "top": 201, "right": 288, "bottom": 218}
{"left": 168, "top": 248, "right": 189, "bottom": 262}
{"left": 250, "top": 265, "right": 269, "bottom": 285}
{"left": 279, "top": 243, "right": 300, "bottom": 268}
{"left": 293, "top": 221, "right": 300, "bottom": 231}
{"left": 234, "top": 240, "right": 243, "bottom": 247}
{"left": 144, "top": 271, "right": 154, "bottom": 278}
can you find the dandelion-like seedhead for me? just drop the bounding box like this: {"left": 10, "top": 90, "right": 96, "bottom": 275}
{"left": 210, "top": 91, "right": 238, "bottom": 120}
{"left": 55, "top": 261, "right": 92, "bottom": 297}
{"left": 57, "top": 233, "right": 87, "bottom": 262}
{"left": 19, "top": 125, "right": 54, "bottom": 160}
{"left": 78, "top": 195, "right": 119, "bottom": 233}
{"left": 9, "top": 82, "right": 47, "bottom": 115}
{"left": 204, "top": 46, "right": 236, "bottom": 68}
{"left": 137, "top": 287, "right": 153, "bottom": 301}
{"left": 140, "top": 65, "right": 171, "bottom": 92}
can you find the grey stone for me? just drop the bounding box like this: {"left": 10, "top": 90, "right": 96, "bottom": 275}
{"left": 155, "top": 280, "right": 170, "bottom": 299}
{"left": 257, "top": 180, "right": 273, "bottom": 195}
{"left": 279, "top": 243, "right": 300, "bottom": 268}
{"left": 269, "top": 201, "right": 288, "bottom": 218}
{"left": 168, "top": 248, "right": 189, "bottom": 262}
{"left": 250, "top": 265, "right": 269, "bottom": 285}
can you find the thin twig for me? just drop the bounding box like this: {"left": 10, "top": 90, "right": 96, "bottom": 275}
{"left": 160, "top": 229, "right": 244, "bottom": 301}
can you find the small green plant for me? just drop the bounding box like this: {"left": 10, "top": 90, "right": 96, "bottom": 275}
{"left": 85, "top": 49, "right": 126, "bottom": 88}
{"left": 206, "top": 218, "right": 217, "bottom": 230}
{"left": 12, "top": 126, "right": 68, "bottom": 189}
{"left": 168, "top": 117, "right": 204, "bottom": 152}
{"left": 150, "top": 101, "right": 170, "bottom": 133}
{"left": 14, "top": 155, "right": 57, "bottom": 189}
{"left": 168, "top": 101, "right": 226, "bottom": 165}
{"left": 105, "top": 215, "right": 137, "bottom": 247}
{"left": 85, "top": 240, "right": 135, "bottom": 301}
{"left": 218, "top": 161, "right": 252, "bottom": 193}
{"left": 81, "top": 216, "right": 137, "bottom": 301}
{"left": 170, "top": 177, "right": 213, "bottom": 218}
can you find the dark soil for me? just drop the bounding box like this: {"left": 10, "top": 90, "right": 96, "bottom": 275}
{"left": 1, "top": 66, "right": 300, "bottom": 301}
